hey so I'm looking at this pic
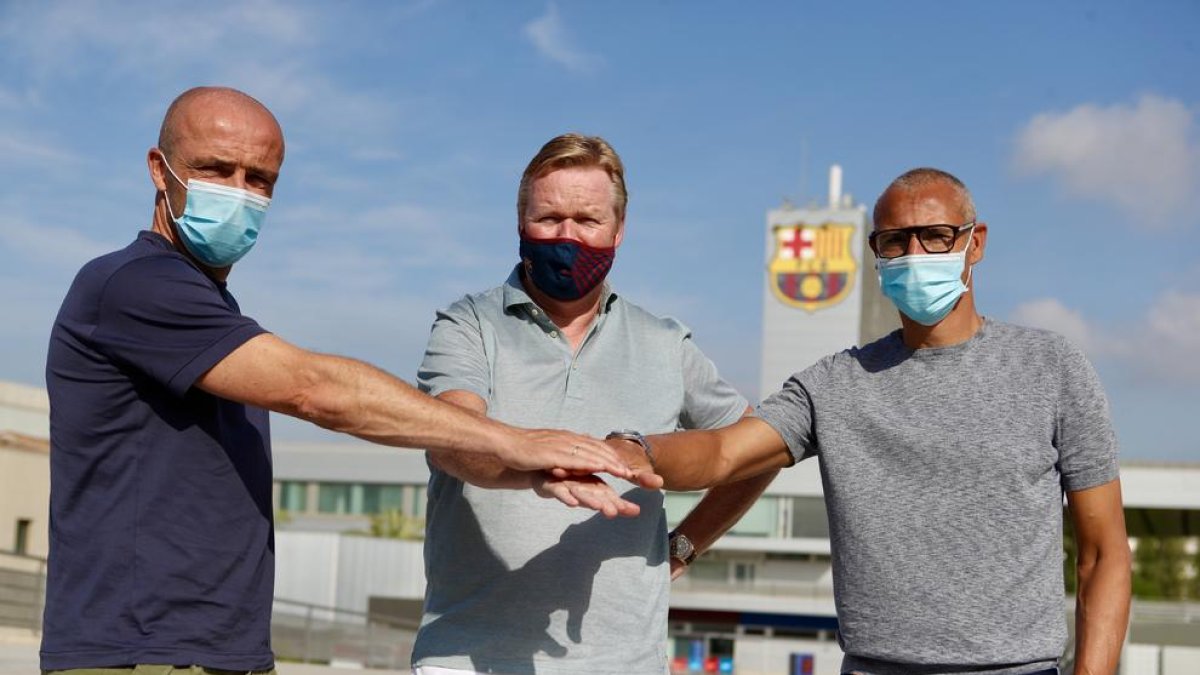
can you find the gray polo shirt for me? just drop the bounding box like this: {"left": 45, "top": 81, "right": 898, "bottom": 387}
{"left": 413, "top": 267, "right": 747, "bottom": 675}
{"left": 755, "top": 319, "right": 1119, "bottom": 675}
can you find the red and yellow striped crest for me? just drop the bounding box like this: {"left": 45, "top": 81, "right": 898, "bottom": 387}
{"left": 767, "top": 223, "right": 857, "bottom": 312}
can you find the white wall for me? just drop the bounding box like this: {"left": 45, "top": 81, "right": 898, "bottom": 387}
{"left": 275, "top": 531, "right": 425, "bottom": 620}
{"left": 0, "top": 382, "right": 49, "bottom": 439}
{"left": 1122, "top": 644, "right": 1200, "bottom": 675}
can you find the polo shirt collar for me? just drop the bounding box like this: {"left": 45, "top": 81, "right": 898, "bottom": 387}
{"left": 502, "top": 264, "right": 618, "bottom": 314}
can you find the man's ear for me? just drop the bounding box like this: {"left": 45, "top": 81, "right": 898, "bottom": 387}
{"left": 969, "top": 222, "right": 987, "bottom": 265}
{"left": 147, "top": 148, "right": 169, "bottom": 192}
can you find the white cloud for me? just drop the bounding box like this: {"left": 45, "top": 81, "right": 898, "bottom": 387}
{"left": 1010, "top": 292, "right": 1200, "bottom": 384}
{"left": 0, "top": 85, "right": 41, "bottom": 112}
{"left": 1013, "top": 94, "right": 1200, "bottom": 227}
{"left": 1009, "top": 298, "right": 1095, "bottom": 352}
{"left": 0, "top": 2, "right": 418, "bottom": 166}
{"left": 1140, "top": 291, "right": 1200, "bottom": 382}
{"left": 523, "top": 3, "right": 602, "bottom": 73}
{"left": 1, "top": 1, "right": 313, "bottom": 81}
{"left": 0, "top": 218, "right": 116, "bottom": 270}
{"left": 0, "top": 133, "right": 81, "bottom": 168}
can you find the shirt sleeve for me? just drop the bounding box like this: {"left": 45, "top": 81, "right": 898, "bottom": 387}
{"left": 753, "top": 367, "right": 820, "bottom": 464}
{"left": 1054, "top": 337, "right": 1120, "bottom": 492}
{"left": 91, "top": 257, "right": 266, "bottom": 398}
{"left": 417, "top": 298, "right": 491, "bottom": 400}
{"left": 678, "top": 336, "right": 749, "bottom": 431}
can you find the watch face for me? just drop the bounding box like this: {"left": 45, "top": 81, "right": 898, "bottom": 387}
{"left": 671, "top": 534, "right": 694, "bottom": 561}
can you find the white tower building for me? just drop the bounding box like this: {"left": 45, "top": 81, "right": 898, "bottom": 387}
{"left": 759, "top": 166, "right": 898, "bottom": 397}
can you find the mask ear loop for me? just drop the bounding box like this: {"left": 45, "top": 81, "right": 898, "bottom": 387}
{"left": 157, "top": 149, "right": 187, "bottom": 221}
{"left": 961, "top": 226, "right": 976, "bottom": 291}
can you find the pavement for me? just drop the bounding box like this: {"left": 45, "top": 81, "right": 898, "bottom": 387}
{"left": 0, "top": 631, "right": 409, "bottom": 675}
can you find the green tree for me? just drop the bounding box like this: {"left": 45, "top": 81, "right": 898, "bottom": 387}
{"left": 1190, "top": 539, "right": 1200, "bottom": 600}
{"left": 1161, "top": 538, "right": 1189, "bottom": 600}
{"left": 368, "top": 509, "right": 425, "bottom": 541}
{"left": 1132, "top": 536, "right": 1190, "bottom": 600}
{"left": 1132, "top": 537, "right": 1163, "bottom": 598}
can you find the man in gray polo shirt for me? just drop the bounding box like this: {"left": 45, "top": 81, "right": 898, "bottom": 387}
{"left": 609, "top": 168, "right": 1132, "bottom": 675}
{"left": 411, "top": 133, "right": 774, "bottom": 674}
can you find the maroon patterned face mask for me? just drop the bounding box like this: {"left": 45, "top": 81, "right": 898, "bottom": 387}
{"left": 519, "top": 235, "right": 615, "bottom": 301}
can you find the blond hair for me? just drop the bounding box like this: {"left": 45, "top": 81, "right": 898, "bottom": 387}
{"left": 517, "top": 133, "right": 628, "bottom": 221}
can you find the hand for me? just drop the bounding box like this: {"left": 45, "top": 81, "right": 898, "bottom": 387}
{"left": 532, "top": 472, "right": 642, "bottom": 518}
{"left": 670, "top": 557, "right": 688, "bottom": 581}
{"left": 498, "top": 428, "right": 634, "bottom": 479}
{"left": 604, "top": 437, "right": 664, "bottom": 490}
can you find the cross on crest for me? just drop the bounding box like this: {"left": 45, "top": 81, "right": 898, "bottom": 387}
{"left": 767, "top": 222, "right": 858, "bottom": 312}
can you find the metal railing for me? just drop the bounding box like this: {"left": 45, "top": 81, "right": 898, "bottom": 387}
{"left": 0, "top": 551, "right": 45, "bottom": 633}
{"left": 271, "top": 597, "right": 418, "bottom": 670}
{"left": 1131, "top": 599, "right": 1200, "bottom": 623}
{"left": 671, "top": 575, "right": 836, "bottom": 599}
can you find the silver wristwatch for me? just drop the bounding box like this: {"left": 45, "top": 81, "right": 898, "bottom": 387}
{"left": 605, "top": 429, "right": 655, "bottom": 469}
{"left": 668, "top": 530, "right": 698, "bottom": 565}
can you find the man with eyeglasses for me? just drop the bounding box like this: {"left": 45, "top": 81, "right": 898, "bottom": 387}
{"left": 605, "top": 168, "right": 1132, "bottom": 674}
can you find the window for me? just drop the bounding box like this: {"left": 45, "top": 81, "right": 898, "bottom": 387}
{"left": 727, "top": 496, "right": 778, "bottom": 537}
{"left": 279, "top": 481, "right": 308, "bottom": 513}
{"left": 790, "top": 497, "right": 830, "bottom": 538}
{"left": 318, "top": 483, "right": 353, "bottom": 514}
{"left": 409, "top": 485, "right": 428, "bottom": 518}
{"left": 317, "top": 483, "right": 417, "bottom": 515}
{"left": 14, "top": 519, "right": 31, "bottom": 555}
{"left": 733, "top": 561, "right": 756, "bottom": 584}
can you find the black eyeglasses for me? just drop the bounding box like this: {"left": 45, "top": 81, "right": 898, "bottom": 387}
{"left": 869, "top": 221, "right": 974, "bottom": 259}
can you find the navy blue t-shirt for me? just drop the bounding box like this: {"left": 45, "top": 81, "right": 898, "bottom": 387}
{"left": 42, "top": 231, "right": 274, "bottom": 671}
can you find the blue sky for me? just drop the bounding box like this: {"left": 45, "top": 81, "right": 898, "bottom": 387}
{"left": 1, "top": 1, "right": 1197, "bottom": 460}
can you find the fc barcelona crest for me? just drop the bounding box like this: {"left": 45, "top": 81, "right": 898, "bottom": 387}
{"left": 768, "top": 223, "right": 857, "bottom": 312}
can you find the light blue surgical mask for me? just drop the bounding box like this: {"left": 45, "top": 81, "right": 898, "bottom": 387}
{"left": 876, "top": 229, "right": 974, "bottom": 326}
{"left": 160, "top": 151, "right": 270, "bottom": 267}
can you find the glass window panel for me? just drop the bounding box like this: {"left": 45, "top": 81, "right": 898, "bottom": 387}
{"left": 279, "top": 481, "right": 308, "bottom": 512}
{"left": 318, "top": 483, "right": 351, "bottom": 514}
{"left": 358, "top": 485, "right": 380, "bottom": 514}
{"left": 378, "top": 485, "right": 405, "bottom": 512}
{"left": 411, "top": 486, "right": 428, "bottom": 518}
{"left": 728, "top": 496, "right": 777, "bottom": 537}
{"left": 664, "top": 492, "right": 701, "bottom": 528}
{"left": 791, "top": 496, "right": 830, "bottom": 538}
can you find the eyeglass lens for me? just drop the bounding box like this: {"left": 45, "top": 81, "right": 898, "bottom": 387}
{"left": 874, "top": 225, "right": 958, "bottom": 258}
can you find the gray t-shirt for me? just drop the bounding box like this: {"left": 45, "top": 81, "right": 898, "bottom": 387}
{"left": 754, "top": 319, "right": 1119, "bottom": 675}
{"left": 413, "top": 269, "right": 747, "bottom": 675}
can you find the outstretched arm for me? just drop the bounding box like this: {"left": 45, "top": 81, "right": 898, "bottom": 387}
{"left": 610, "top": 416, "right": 793, "bottom": 491}
{"left": 426, "top": 389, "right": 655, "bottom": 517}
{"left": 196, "top": 333, "right": 632, "bottom": 479}
{"left": 1068, "top": 479, "right": 1131, "bottom": 675}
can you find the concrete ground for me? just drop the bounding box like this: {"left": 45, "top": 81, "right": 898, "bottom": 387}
{"left": 0, "top": 631, "right": 409, "bottom": 675}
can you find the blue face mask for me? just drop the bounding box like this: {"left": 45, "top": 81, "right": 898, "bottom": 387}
{"left": 876, "top": 231, "right": 974, "bottom": 326}
{"left": 160, "top": 152, "right": 270, "bottom": 268}
{"left": 519, "top": 235, "right": 615, "bottom": 301}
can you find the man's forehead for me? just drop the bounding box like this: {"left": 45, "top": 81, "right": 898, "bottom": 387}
{"left": 876, "top": 184, "right": 963, "bottom": 225}
{"left": 175, "top": 110, "right": 282, "bottom": 157}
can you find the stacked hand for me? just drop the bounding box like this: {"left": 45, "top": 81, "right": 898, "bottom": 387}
{"left": 501, "top": 428, "right": 663, "bottom": 517}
